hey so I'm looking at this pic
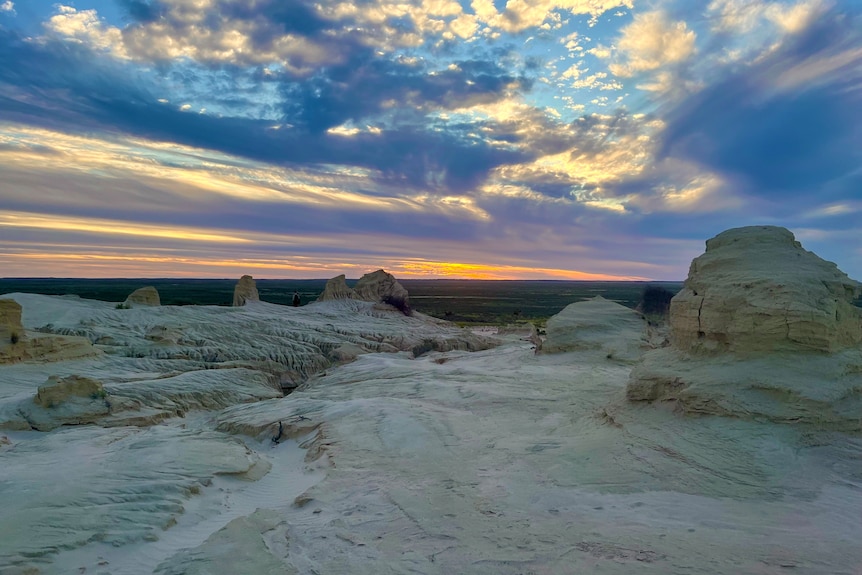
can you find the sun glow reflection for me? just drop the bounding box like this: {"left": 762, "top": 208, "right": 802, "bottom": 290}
{"left": 393, "top": 260, "right": 647, "bottom": 280}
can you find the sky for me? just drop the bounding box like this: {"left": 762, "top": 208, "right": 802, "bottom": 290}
{"left": 0, "top": 0, "right": 860, "bottom": 280}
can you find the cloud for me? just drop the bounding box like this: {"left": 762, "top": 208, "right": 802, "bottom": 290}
{"left": 0, "top": 1, "right": 14, "bottom": 14}
{"left": 658, "top": 8, "right": 862, "bottom": 203}
{"left": 706, "top": 0, "right": 826, "bottom": 34}
{"left": 0, "top": 28, "right": 532, "bottom": 193}
{"left": 608, "top": 11, "right": 696, "bottom": 77}
{"left": 476, "top": 0, "right": 634, "bottom": 32}
{"left": 45, "top": 6, "right": 128, "bottom": 57}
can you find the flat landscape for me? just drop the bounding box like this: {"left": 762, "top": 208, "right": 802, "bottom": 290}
{"left": 0, "top": 279, "right": 684, "bottom": 325}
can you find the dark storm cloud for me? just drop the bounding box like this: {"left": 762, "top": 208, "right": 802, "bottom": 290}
{"left": 218, "top": 0, "right": 332, "bottom": 39}
{"left": 280, "top": 54, "right": 532, "bottom": 132}
{"left": 0, "top": 29, "right": 528, "bottom": 193}
{"left": 659, "top": 8, "right": 862, "bottom": 201}
{"left": 115, "top": 0, "right": 167, "bottom": 23}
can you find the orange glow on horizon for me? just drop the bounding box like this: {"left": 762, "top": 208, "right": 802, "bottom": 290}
{"left": 393, "top": 260, "right": 647, "bottom": 281}
{"left": 0, "top": 251, "right": 651, "bottom": 281}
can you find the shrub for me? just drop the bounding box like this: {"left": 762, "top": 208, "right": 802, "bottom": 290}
{"left": 383, "top": 295, "right": 412, "bottom": 316}
{"left": 639, "top": 285, "right": 675, "bottom": 317}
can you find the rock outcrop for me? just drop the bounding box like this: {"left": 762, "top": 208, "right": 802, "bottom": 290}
{"left": 123, "top": 286, "right": 161, "bottom": 308}
{"left": 21, "top": 375, "right": 111, "bottom": 431}
{"left": 670, "top": 226, "right": 862, "bottom": 354}
{"left": 1, "top": 298, "right": 99, "bottom": 364}
{"left": 316, "top": 270, "right": 411, "bottom": 315}
{"left": 354, "top": 269, "right": 411, "bottom": 315}
{"left": 316, "top": 274, "right": 359, "bottom": 301}
{"left": 541, "top": 296, "right": 648, "bottom": 361}
{"left": 0, "top": 299, "right": 25, "bottom": 362}
{"left": 232, "top": 275, "right": 260, "bottom": 307}
{"left": 627, "top": 226, "right": 862, "bottom": 429}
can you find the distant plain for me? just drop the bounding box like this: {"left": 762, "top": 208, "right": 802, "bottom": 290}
{"left": 0, "top": 279, "right": 685, "bottom": 325}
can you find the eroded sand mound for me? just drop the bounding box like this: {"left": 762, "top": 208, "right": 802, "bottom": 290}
{"left": 540, "top": 296, "right": 648, "bottom": 361}
{"left": 628, "top": 226, "right": 862, "bottom": 429}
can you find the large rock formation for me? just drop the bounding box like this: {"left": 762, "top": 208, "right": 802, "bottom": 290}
{"left": 232, "top": 275, "right": 260, "bottom": 306}
{"left": 316, "top": 269, "right": 411, "bottom": 315}
{"left": 670, "top": 226, "right": 861, "bottom": 354}
{"left": 627, "top": 226, "right": 862, "bottom": 429}
{"left": 354, "top": 269, "right": 411, "bottom": 315}
{"left": 540, "top": 296, "right": 648, "bottom": 361}
{"left": 123, "top": 286, "right": 160, "bottom": 308}
{"left": 316, "top": 274, "right": 359, "bottom": 301}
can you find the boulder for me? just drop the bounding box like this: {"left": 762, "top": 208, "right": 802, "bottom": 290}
{"left": 22, "top": 375, "right": 111, "bottom": 431}
{"left": 34, "top": 375, "right": 105, "bottom": 408}
{"left": 670, "top": 226, "right": 862, "bottom": 354}
{"left": 123, "top": 286, "right": 160, "bottom": 308}
{"left": 233, "top": 275, "right": 260, "bottom": 307}
{"left": 354, "top": 269, "right": 411, "bottom": 315}
{"left": 316, "top": 274, "right": 359, "bottom": 301}
{"left": 540, "top": 296, "right": 648, "bottom": 361}
{"left": 627, "top": 226, "right": 862, "bottom": 429}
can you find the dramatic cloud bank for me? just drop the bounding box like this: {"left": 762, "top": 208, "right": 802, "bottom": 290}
{"left": 0, "top": 0, "right": 859, "bottom": 279}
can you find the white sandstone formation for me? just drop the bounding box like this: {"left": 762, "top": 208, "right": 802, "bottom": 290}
{"left": 123, "top": 286, "right": 161, "bottom": 307}
{"left": 670, "top": 225, "right": 861, "bottom": 354}
{"left": 232, "top": 275, "right": 260, "bottom": 306}
{"left": 316, "top": 274, "right": 359, "bottom": 301}
{"left": 628, "top": 226, "right": 862, "bottom": 429}
{"left": 540, "top": 296, "right": 648, "bottom": 361}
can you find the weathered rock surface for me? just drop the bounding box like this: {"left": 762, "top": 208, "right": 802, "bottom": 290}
{"left": 670, "top": 226, "right": 862, "bottom": 354}
{"left": 232, "top": 275, "right": 260, "bottom": 306}
{"left": 155, "top": 509, "right": 296, "bottom": 575}
{"left": 354, "top": 269, "right": 411, "bottom": 315}
{"left": 541, "top": 296, "right": 648, "bottom": 361}
{"left": 19, "top": 375, "right": 110, "bottom": 431}
{"left": 316, "top": 274, "right": 359, "bottom": 301}
{"left": 34, "top": 374, "right": 105, "bottom": 408}
{"left": 212, "top": 343, "right": 862, "bottom": 575}
{"left": 123, "top": 286, "right": 161, "bottom": 308}
{"left": 628, "top": 226, "right": 862, "bottom": 429}
{"left": 0, "top": 426, "right": 269, "bottom": 569}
